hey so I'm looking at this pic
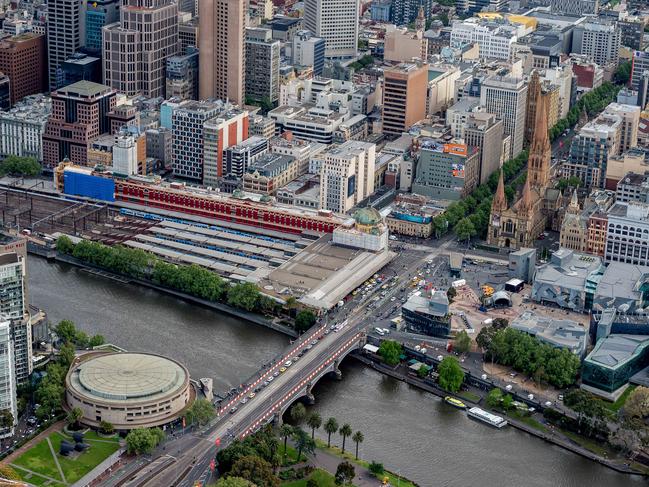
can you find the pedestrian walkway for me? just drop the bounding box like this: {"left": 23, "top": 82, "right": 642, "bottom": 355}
{"left": 305, "top": 448, "right": 382, "bottom": 487}
{"left": 46, "top": 436, "right": 67, "bottom": 484}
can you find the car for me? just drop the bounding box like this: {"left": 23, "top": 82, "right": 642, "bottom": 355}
{"left": 240, "top": 397, "right": 249, "bottom": 404}
{"left": 248, "top": 392, "right": 256, "bottom": 399}
{"left": 280, "top": 367, "right": 287, "bottom": 373}
{"left": 544, "top": 401, "right": 552, "bottom": 407}
{"left": 324, "top": 330, "right": 330, "bottom": 335}
{"left": 291, "top": 356, "right": 299, "bottom": 362}
{"left": 318, "top": 334, "right": 324, "bottom": 340}
{"left": 390, "top": 297, "right": 396, "bottom": 302}
{"left": 558, "top": 394, "right": 564, "bottom": 401}
{"left": 229, "top": 407, "right": 238, "bottom": 414}
{"left": 273, "top": 371, "right": 279, "bottom": 377}
{"left": 268, "top": 376, "right": 274, "bottom": 382}
{"left": 263, "top": 380, "right": 269, "bottom": 386}
{"left": 284, "top": 360, "right": 292, "bottom": 367}
{"left": 306, "top": 344, "right": 313, "bottom": 350}
{"left": 311, "top": 340, "right": 318, "bottom": 346}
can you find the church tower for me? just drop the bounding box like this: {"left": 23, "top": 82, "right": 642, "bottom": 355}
{"left": 415, "top": 6, "right": 426, "bottom": 32}
{"left": 527, "top": 89, "right": 551, "bottom": 191}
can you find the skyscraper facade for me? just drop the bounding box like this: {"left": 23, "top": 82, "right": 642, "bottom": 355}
{"left": 0, "top": 319, "right": 16, "bottom": 438}
{"left": 304, "top": 0, "right": 359, "bottom": 59}
{"left": 245, "top": 28, "right": 280, "bottom": 105}
{"left": 83, "top": 0, "right": 120, "bottom": 53}
{"left": 102, "top": 0, "right": 178, "bottom": 98}
{"left": 47, "top": 0, "right": 82, "bottom": 91}
{"left": 198, "top": 0, "right": 246, "bottom": 105}
{"left": 382, "top": 63, "right": 428, "bottom": 136}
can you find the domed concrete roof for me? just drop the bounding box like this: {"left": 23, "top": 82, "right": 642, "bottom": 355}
{"left": 353, "top": 207, "right": 382, "bottom": 226}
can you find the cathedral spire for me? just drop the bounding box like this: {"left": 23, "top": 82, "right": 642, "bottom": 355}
{"left": 527, "top": 89, "right": 551, "bottom": 190}
{"left": 519, "top": 177, "right": 534, "bottom": 215}
{"left": 567, "top": 188, "right": 580, "bottom": 214}
{"left": 492, "top": 170, "right": 507, "bottom": 212}
{"left": 415, "top": 6, "right": 426, "bottom": 32}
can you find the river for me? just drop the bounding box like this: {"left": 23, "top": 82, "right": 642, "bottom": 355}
{"left": 28, "top": 257, "right": 644, "bottom": 487}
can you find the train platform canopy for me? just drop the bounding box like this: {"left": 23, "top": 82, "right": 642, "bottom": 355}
{"left": 260, "top": 233, "right": 396, "bottom": 310}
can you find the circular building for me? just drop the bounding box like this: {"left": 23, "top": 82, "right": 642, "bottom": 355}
{"left": 65, "top": 352, "right": 192, "bottom": 430}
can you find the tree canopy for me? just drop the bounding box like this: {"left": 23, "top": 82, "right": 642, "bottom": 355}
{"left": 125, "top": 428, "right": 165, "bottom": 455}
{"left": 186, "top": 398, "right": 216, "bottom": 426}
{"left": 0, "top": 156, "right": 41, "bottom": 177}
{"left": 230, "top": 455, "right": 279, "bottom": 487}
{"left": 378, "top": 340, "right": 402, "bottom": 366}
{"left": 294, "top": 310, "right": 316, "bottom": 333}
{"left": 437, "top": 356, "right": 464, "bottom": 392}
{"left": 454, "top": 330, "right": 471, "bottom": 354}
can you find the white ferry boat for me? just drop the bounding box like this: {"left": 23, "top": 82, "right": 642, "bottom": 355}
{"left": 467, "top": 407, "right": 508, "bottom": 428}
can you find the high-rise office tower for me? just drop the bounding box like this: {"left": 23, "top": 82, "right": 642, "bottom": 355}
{"left": 245, "top": 28, "right": 280, "bottom": 106}
{"left": 572, "top": 19, "right": 621, "bottom": 68}
{"left": 198, "top": 0, "right": 246, "bottom": 105}
{"left": 304, "top": 0, "right": 359, "bottom": 59}
{"left": 464, "top": 113, "right": 504, "bottom": 185}
{"left": 480, "top": 76, "right": 528, "bottom": 159}
{"left": 47, "top": 0, "right": 82, "bottom": 91}
{"left": 102, "top": 0, "right": 178, "bottom": 98}
{"left": 82, "top": 0, "right": 120, "bottom": 53}
{"left": 0, "top": 33, "right": 47, "bottom": 106}
{"left": 0, "top": 252, "right": 31, "bottom": 386}
{"left": 0, "top": 319, "right": 16, "bottom": 438}
{"left": 292, "top": 30, "right": 326, "bottom": 76}
{"left": 382, "top": 63, "right": 428, "bottom": 136}
{"left": 42, "top": 81, "right": 117, "bottom": 169}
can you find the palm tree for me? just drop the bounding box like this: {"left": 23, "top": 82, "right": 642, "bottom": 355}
{"left": 306, "top": 412, "right": 322, "bottom": 439}
{"left": 290, "top": 403, "right": 307, "bottom": 425}
{"left": 292, "top": 427, "right": 316, "bottom": 463}
{"left": 66, "top": 407, "right": 83, "bottom": 430}
{"left": 279, "top": 424, "right": 293, "bottom": 456}
{"left": 324, "top": 417, "right": 338, "bottom": 448}
{"left": 352, "top": 431, "right": 364, "bottom": 460}
{"left": 339, "top": 423, "right": 352, "bottom": 454}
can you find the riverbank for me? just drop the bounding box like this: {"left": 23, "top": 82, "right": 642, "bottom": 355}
{"left": 36, "top": 251, "right": 298, "bottom": 338}
{"left": 351, "top": 353, "right": 647, "bottom": 478}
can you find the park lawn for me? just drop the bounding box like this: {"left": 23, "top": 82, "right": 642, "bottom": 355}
{"left": 281, "top": 468, "right": 340, "bottom": 487}
{"left": 457, "top": 391, "right": 481, "bottom": 403}
{"left": 604, "top": 385, "right": 635, "bottom": 413}
{"left": 12, "top": 430, "right": 120, "bottom": 486}
{"left": 281, "top": 445, "right": 307, "bottom": 466}
{"left": 313, "top": 439, "right": 417, "bottom": 487}
{"left": 560, "top": 429, "right": 612, "bottom": 457}
{"left": 508, "top": 410, "right": 548, "bottom": 433}
{"left": 12, "top": 435, "right": 64, "bottom": 482}
{"left": 50, "top": 431, "right": 121, "bottom": 484}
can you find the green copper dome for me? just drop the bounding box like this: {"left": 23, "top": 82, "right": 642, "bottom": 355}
{"left": 353, "top": 207, "right": 382, "bottom": 226}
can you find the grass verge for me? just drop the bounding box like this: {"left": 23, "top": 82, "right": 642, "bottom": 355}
{"left": 281, "top": 468, "right": 339, "bottom": 487}
{"left": 604, "top": 385, "right": 635, "bottom": 413}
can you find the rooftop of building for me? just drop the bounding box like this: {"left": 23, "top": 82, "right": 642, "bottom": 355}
{"left": 403, "top": 291, "right": 450, "bottom": 318}
{"left": 0, "top": 94, "right": 51, "bottom": 122}
{"left": 63, "top": 52, "right": 100, "bottom": 65}
{"left": 585, "top": 334, "right": 649, "bottom": 370}
{"left": 595, "top": 261, "right": 649, "bottom": 302}
{"left": 534, "top": 248, "right": 604, "bottom": 289}
{"left": 0, "top": 252, "right": 19, "bottom": 266}
{"left": 510, "top": 310, "right": 587, "bottom": 351}
{"left": 269, "top": 105, "right": 348, "bottom": 124}
{"left": 608, "top": 201, "right": 649, "bottom": 220}
{"left": 228, "top": 136, "right": 269, "bottom": 151}
{"left": 56, "top": 80, "right": 115, "bottom": 99}
{"left": 67, "top": 352, "right": 189, "bottom": 403}
{"left": 247, "top": 153, "right": 295, "bottom": 174}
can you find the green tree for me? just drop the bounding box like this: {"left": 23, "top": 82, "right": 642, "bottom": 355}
{"left": 454, "top": 218, "right": 477, "bottom": 244}
{"left": 214, "top": 477, "right": 255, "bottom": 487}
{"left": 306, "top": 411, "right": 322, "bottom": 439}
{"left": 186, "top": 398, "right": 216, "bottom": 426}
{"left": 75, "top": 330, "right": 89, "bottom": 348}
{"left": 335, "top": 461, "right": 356, "bottom": 485}
{"left": 306, "top": 479, "right": 319, "bottom": 487}
{"left": 623, "top": 386, "right": 649, "bottom": 419}
{"left": 351, "top": 431, "right": 364, "bottom": 460}
{"left": 614, "top": 60, "right": 631, "bottom": 85}
{"left": 227, "top": 283, "right": 261, "bottom": 311}
{"left": 125, "top": 428, "right": 165, "bottom": 455}
{"left": 230, "top": 455, "right": 279, "bottom": 487}
{"left": 88, "top": 334, "right": 105, "bottom": 347}
{"left": 54, "top": 319, "right": 77, "bottom": 344}
{"left": 339, "top": 423, "right": 352, "bottom": 453}
{"left": 454, "top": 330, "right": 471, "bottom": 354}
{"left": 0, "top": 155, "right": 41, "bottom": 177}
{"left": 417, "top": 364, "right": 430, "bottom": 379}
{"left": 324, "top": 417, "right": 338, "bottom": 448}
{"left": 486, "top": 388, "right": 503, "bottom": 409}
{"left": 446, "top": 286, "right": 457, "bottom": 303}
{"left": 290, "top": 403, "right": 307, "bottom": 425}
{"left": 437, "top": 356, "right": 465, "bottom": 393}
{"left": 292, "top": 427, "right": 315, "bottom": 463}
{"left": 377, "top": 340, "right": 402, "bottom": 366}
{"left": 368, "top": 461, "right": 384, "bottom": 474}
{"left": 502, "top": 394, "right": 513, "bottom": 410}
{"left": 294, "top": 310, "right": 316, "bottom": 333}
{"left": 99, "top": 420, "right": 114, "bottom": 435}
{"left": 56, "top": 235, "right": 75, "bottom": 254}
{"left": 59, "top": 342, "right": 76, "bottom": 369}
{"left": 0, "top": 410, "right": 13, "bottom": 431}
{"left": 279, "top": 424, "right": 293, "bottom": 456}
{"left": 66, "top": 407, "right": 83, "bottom": 430}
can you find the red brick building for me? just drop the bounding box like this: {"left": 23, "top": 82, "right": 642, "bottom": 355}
{"left": 0, "top": 33, "right": 46, "bottom": 106}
